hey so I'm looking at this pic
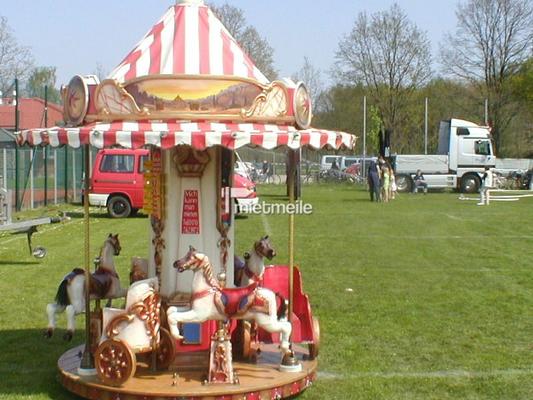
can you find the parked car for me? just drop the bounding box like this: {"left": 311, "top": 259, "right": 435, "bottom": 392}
{"left": 89, "top": 149, "right": 258, "bottom": 218}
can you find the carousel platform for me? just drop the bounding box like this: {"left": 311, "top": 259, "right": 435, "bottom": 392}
{"left": 58, "top": 344, "right": 317, "bottom": 400}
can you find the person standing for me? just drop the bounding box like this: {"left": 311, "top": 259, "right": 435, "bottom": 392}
{"left": 478, "top": 166, "right": 494, "bottom": 205}
{"left": 367, "top": 160, "right": 381, "bottom": 202}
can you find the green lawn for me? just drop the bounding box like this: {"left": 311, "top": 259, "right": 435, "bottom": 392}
{"left": 0, "top": 184, "right": 531, "bottom": 399}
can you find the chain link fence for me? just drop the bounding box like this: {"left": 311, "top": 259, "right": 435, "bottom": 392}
{"left": 0, "top": 145, "right": 85, "bottom": 211}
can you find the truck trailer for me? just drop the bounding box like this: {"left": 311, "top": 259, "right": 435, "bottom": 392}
{"left": 393, "top": 119, "right": 495, "bottom": 193}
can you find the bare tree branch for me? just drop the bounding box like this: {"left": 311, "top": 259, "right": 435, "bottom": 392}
{"left": 440, "top": 0, "right": 533, "bottom": 152}
{"left": 0, "top": 16, "right": 34, "bottom": 95}
{"left": 209, "top": 2, "right": 277, "bottom": 80}
{"left": 335, "top": 3, "right": 432, "bottom": 140}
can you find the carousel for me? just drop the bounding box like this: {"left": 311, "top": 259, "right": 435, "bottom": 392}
{"left": 17, "top": 1, "right": 355, "bottom": 398}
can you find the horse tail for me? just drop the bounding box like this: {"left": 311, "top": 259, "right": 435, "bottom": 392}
{"left": 55, "top": 268, "right": 84, "bottom": 306}
{"left": 275, "top": 292, "right": 288, "bottom": 320}
{"left": 55, "top": 279, "right": 70, "bottom": 306}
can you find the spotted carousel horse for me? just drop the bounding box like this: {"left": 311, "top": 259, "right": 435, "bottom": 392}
{"left": 167, "top": 247, "right": 292, "bottom": 354}
{"left": 235, "top": 235, "right": 276, "bottom": 287}
{"left": 45, "top": 234, "right": 127, "bottom": 341}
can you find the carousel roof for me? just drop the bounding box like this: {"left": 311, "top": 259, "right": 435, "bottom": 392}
{"left": 15, "top": 0, "right": 356, "bottom": 151}
{"left": 109, "top": 0, "right": 268, "bottom": 84}
{"left": 16, "top": 121, "right": 354, "bottom": 150}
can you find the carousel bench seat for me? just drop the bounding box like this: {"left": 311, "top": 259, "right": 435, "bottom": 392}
{"left": 258, "top": 265, "right": 314, "bottom": 344}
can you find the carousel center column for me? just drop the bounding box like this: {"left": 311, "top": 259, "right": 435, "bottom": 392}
{"left": 159, "top": 146, "right": 234, "bottom": 301}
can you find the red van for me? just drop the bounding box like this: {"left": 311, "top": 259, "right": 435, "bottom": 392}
{"left": 89, "top": 149, "right": 258, "bottom": 218}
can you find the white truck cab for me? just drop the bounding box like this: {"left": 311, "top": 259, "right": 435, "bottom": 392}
{"left": 394, "top": 119, "right": 495, "bottom": 193}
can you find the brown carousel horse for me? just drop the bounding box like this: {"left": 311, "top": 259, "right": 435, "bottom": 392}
{"left": 45, "top": 234, "right": 127, "bottom": 341}
{"left": 235, "top": 235, "right": 276, "bottom": 287}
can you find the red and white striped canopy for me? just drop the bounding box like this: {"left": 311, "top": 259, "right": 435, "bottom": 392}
{"left": 16, "top": 121, "right": 355, "bottom": 151}
{"left": 110, "top": 1, "right": 268, "bottom": 84}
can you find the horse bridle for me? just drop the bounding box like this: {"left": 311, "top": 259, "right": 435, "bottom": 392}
{"left": 109, "top": 236, "right": 121, "bottom": 256}
{"left": 177, "top": 252, "right": 206, "bottom": 272}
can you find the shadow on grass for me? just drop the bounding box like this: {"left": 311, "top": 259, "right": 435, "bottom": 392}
{"left": 258, "top": 194, "right": 288, "bottom": 200}
{"left": 66, "top": 211, "right": 148, "bottom": 220}
{"left": 0, "top": 260, "right": 42, "bottom": 266}
{"left": 0, "top": 328, "right": 86, "bottom": 399}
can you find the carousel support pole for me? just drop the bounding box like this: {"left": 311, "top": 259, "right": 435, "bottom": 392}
{"left": 281, "top": 149, "right": 302, "bottom": 372}
{"left": 79, "top": 144, "right": 96, "bottom": 375}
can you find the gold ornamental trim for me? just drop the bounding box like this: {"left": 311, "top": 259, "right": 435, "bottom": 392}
{"left": 173, "top": 146, "right": 211, "bottom": 177}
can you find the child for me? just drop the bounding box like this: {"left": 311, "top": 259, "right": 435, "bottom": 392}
{"left": 382, "top": 165, "right": 390, "bottom": 202}
{"left": 390, "top": 168, "right": 397, "bottom": 199}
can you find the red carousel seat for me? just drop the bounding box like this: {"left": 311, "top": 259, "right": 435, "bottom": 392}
{"left": 258, "top": 265, "right": 315, "bottom": 344}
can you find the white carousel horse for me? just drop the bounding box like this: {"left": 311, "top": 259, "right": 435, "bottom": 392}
{"left": 167, "top": 247, "right": 292, "bottom": 353}
{"left": 237, "top": 235, "right": 276, "bottom": 287}
{"left": 45, "top": 234, "right": 127, "bottom": 341}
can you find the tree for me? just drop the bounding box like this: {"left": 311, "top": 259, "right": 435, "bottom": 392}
{"left": 0, "top": 16, "right": 34, "bottom": 95}
{"left": 25, "top": 67, "right": 61, "bottom": 104}
{"left": 93, "top": 62, "right": 109, "bottom": 82}
{"left": 440, "top": 0, "right": 533, "bottom": 154}
{"left": 335, "top": 3, "right": 432, "bottom": 149}
{"left": 209, "top": 3, "right": 277, "bottom": 80}
{"left": 292, "top": 57, "right": 324, "bottom": 111}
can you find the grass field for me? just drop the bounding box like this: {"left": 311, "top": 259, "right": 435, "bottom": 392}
{"left": 0, "top": 184, "right": 532, "bottom": 399}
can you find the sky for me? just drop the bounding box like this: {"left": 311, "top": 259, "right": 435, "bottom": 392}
{"left": 0, "top": 0, "right": 458, "bottom": 87}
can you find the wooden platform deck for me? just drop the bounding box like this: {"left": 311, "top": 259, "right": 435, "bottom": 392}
{"left": 58, "top": 344, "right": 317, "bottom": 399}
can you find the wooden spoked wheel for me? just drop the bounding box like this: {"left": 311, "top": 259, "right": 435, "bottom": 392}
{"left": 241, "top": 321, "right": 252, "bottom": 360}
{"left": 156, "top": 327, "right": 176, "bottom": 369}
{"left": 95, "top": 339, "right": 136, "bottom": 386}
{"left": 308, "top": 317, "right": 320, "bottom": 360}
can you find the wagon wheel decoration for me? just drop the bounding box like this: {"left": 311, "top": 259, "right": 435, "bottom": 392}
{"left": 155, "top": 327, "right": 176, "bottom": 369}
{"left": 95, "top": 339, "right": 136, "bottom": 387}
{"left": 308, "top": 317, "right": 320, "bottom": 360}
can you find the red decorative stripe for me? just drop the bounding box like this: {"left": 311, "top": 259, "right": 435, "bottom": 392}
{"left": 148, "top": 21, "right": 165, "bottom": 75}
{"left": 124, "top": 50, "right": 142, "bottom": 82}
{"left": 221, "top": 30, "right": 234, "bottom": 76}
{"left": 173, "top": 6, "right": 186, "bottom": 74}
{"left": 58, "top": 129, "right": 68, "bottom": 146}
{"left": 299, "top": 132, "right": 311, "bottom": 147}
{"left": 242, "top": 51, "right": 256, "bottom": 80}
{"left": 319, "top": 132, "right": 328, "bottom": 148}
{"left": 277, "top": 134, "right": 289, "bottom": 147}
{"left": 191, "top": 131, "right": 206, "bottom": 150}
{"left": 198, "top": 6, "right": 210, "bottom": 74}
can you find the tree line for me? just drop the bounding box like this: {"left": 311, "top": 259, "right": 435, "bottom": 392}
{"left": 1, "top": 1, "right": 532, "bottom": 157}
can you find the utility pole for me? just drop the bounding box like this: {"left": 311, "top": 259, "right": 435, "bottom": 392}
{"left": 424, "top": 97, "right": 428, "bottom": 155}
{"left": 14, "top": 79, "right": 20, "bottom": 211}
{"left": 362, "top": 96, "right": 367, "bottom": 178}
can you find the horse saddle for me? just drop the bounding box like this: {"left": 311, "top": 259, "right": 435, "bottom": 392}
{"left": 215, "top": 282, "right": 268, "bottom": 317}
{"left": 89, "top": 267, "right": 118, "bottom": 298}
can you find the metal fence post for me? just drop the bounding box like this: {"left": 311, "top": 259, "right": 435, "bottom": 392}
{"left": 72, "top": 150, "right": 77, "bottom": 203}
{"left": 64, "top": 147, "right": 68, "bottom": 203}
{"left": 30, "top": 150, "right": 34, "bottom": 209}
{"left": 44, "top": 85, "right": 48, "bottom": 206}
{"left": 54, "top": 148, "right": 58, "bottom": 204}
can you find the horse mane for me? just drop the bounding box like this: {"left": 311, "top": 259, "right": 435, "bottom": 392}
{"left": 197, "top": 254, "right": 220, "bottom": 289}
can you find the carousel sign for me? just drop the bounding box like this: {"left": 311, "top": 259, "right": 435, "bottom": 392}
{"left": 181, "top": 190, "right": 200, "bottom": 234}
